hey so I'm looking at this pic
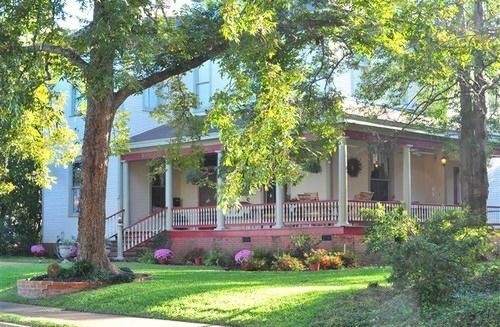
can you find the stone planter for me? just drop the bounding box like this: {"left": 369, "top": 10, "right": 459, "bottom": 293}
{"left": 17, "top": 280, "right": 100, "bottom": 299}
{"left": 58, "top": 245, "right": 73, "bottom": 263}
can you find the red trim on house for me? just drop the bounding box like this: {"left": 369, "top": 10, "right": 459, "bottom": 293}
{"left": 346, "top": 130, "right": 443, "bottom": 150}
{"left": 168, "top": 226, "right": 365, "bottom": 239}
{"left": 121, "top": 143, "right": 222, "bottom": 162}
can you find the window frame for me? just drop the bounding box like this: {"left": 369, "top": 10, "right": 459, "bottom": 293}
{"left": 69, "top": 161, "right": 82, "bottom": 216}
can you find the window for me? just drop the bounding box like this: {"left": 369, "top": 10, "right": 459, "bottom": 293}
{"left": 369, "top": 147, "right": 391, "bottom": 201}
{"left": 142, "top": 87, "right": 158, "bottom": 112}
{"left": 194, "top": 62, "right": 211, "bottom": 111}
{"left": 70, "top": 87, "right": 83, "bottom": 116}
{"left": 71, "top": 162, "right": 82, "bottom": 214}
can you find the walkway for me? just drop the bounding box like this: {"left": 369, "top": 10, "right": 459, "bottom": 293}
{"left": 0, "top": 302, "right": 221, "bottom": 327}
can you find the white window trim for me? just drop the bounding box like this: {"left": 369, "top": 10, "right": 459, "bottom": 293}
{"left": 68, "top": 161, "right": 81, "bottom": 217}
{"left": 193, "top": 62, "right": 212, "bottom": 113}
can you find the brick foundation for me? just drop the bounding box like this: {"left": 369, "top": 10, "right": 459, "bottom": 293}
{"left": 164, "top": 226, "right": 367, "bottom": 264}
{"left": 17, "top": 280, "right": 100, "bottom": 299}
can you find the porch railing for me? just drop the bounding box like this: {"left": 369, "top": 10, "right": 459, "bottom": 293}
{"left": 105, "top": 209, "right": 124, "bottom": 239}
{"left": 172, "top": 206, "right": 217, "bottom": 228}
{"left": 123, "top": 208, "right": 168, "bottom": 251}
{"left": 411, "top": 203, "right": 460, "bottom": 222}
{"left": 225, "top": 203, "right": 275, "bottom": 226}
{"left": 284, "top": 200, "right": 338, "bottom": 225}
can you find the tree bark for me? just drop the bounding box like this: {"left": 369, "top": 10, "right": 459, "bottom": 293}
{"left": 77, "top": 96, "right": 117, "bottom": 271}
{"left": 459, "top": 0, "right": 488, "bottom": 223}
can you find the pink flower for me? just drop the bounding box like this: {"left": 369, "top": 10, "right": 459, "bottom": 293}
{"left": 234, "top": 249, "right": 252, "bottom": 264}
{"left": 30, "top": 244, "right": 45, "bottom": 256}
{"left": 154, "top": 248, "right": 174, "bottom": 260}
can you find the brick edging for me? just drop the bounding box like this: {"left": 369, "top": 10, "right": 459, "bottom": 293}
{"left": 17, "top": 280, "right": 100, "bottom": 299}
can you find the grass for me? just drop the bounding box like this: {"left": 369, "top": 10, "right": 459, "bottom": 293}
{"left": 0, "top": 257, "right": 390, "bottom": 327}
{"left": 0, "top": 313, "right": 75, "bottom": 327}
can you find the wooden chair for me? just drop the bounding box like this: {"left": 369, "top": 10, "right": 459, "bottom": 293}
{"left": 297, "top": 192, "right": 319, "bottom": 201}
{"left": 353, "top": 192, "right": 374, "bottom": 201}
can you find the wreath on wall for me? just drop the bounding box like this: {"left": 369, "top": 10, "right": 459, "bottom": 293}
{"left": 347, "top": 158, "right": 362, "bottom": 177}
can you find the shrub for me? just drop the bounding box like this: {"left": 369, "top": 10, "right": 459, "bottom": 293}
{"left": 305, "top": 248, "right": 327, "bottom": 265}
{"left": 338, "top": 252, "right": 357, "bottom": 268}
{"left": 271, "top": 253, "right": 304, "bottom": 271}
{"left": 184, "top": 247, "right": 205, "bottom": 263}
{"left": 205, "top": 248, "right": 231, "bottom": 266}
{"left": 243, "top": 257, "right": 268, "bottom": 271}
{"left": 321, "top": 254, "right": 343, "bottom": 269}
{"left": 30, "top": 244, "right": 45, "bottom": 256}
{"left": 289, "top": 232, "right": 321, "bottom": 259}
{"left": 154, "top": 248, "right": 174, "bottom": 261}
{"left": 364, "top": 208, "right": 491, "bottom": 304}
{"left": 72, "top": 260, "right": 94, "bottom": 277}
{"left": 47, "top": 263, "right": 62, "bottom": 278}
{"left": 252, "top": 247, "right": 275, "bottom": 267}
{"left": 234, "top": 249, "right": 252, "bottom": 264}
{"left": 138, "top": 248, "right": 155, "bottom": 264}
{"left": 147, "top": 233, "right": 171, "bottom": 250}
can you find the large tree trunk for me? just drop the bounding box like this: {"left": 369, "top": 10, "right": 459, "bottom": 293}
{"left": 459, "top": 77, "right": 488, "bottom": 223}
{"left": 77, "top": 97, "right": 117, "bottom": 271}
{"left": 459, "top": 0, "right": 488, "bottom": 224}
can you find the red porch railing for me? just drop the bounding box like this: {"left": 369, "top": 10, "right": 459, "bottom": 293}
{"left": 283, "top": 200, "right": 338, "bottom": 226}
{"left": 172, "top": 206, "right": 217, "bottom": 229}
{"left": 225, "top": 203, "right": 275, "bottom": 227}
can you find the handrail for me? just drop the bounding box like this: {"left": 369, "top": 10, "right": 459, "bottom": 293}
{"left": 123, "top": 208, "right": 169, "bottom": 251}
{"left": 125, "top": 208, "right": 168, "bottom": 230}
{"left": 105, "top": 209, "right": 124, "bottom": 239}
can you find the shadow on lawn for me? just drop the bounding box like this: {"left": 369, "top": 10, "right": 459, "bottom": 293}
{"left": 0, "top": 263, "right": 390, "bottom": 327}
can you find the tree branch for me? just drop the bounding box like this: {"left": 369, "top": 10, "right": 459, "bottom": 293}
{"left": 112, "top": 42, "right": 228, "bottom": 108}
{"left": 29, "top": 44, "right": 88, "bottom": 71}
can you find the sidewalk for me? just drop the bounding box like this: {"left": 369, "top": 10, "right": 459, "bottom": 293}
{"left": 0, "top": 302, "right": 221, "bottom": 327}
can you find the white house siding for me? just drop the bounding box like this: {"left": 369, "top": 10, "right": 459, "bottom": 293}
{"left": 488, "top": 158, "right": 500, "bottom": 205}
{"left": 129, "top": 160, "right": 151, "bottom": 224}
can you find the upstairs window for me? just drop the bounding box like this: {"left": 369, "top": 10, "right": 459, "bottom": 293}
{"left": 142, "top": 87, "right": 158, "bottom": 112}
{"left": 71, "top": 161, "right": 82, "bottom": 215}
{"left": 70, "top": 87, "right": 84, "bottom": 116}
{"left": 194, "top": 62, "right": 211, "bottom": 111}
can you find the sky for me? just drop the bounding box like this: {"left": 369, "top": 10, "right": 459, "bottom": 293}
{"left": 59, "top": 0, "right": 192, "bottom": 29}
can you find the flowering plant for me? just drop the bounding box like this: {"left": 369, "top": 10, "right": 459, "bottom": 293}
{"left": 70, "top": 245, "right": 78, "bottom": 258}
{"left": 305, "top": 249, "right": 327, "bottom": 265}
{"left": 154, "top": 248, "right": 174, "bottom": 260}
{"left": 31, "top": 244, "right": 45, "bottom": 256}
{"left": 234, "top": 249, "right": 252, "bottom": 264}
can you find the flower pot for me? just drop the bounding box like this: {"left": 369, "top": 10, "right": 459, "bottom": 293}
{"left": 58, "top": 245, "right": 73, "bottom": 263}
{"left": 242, "top": 261, "right": 251, "bottom": 271}
{"left": 158, "top": 258, "right": 168, "bottom": 265}
{"left": 309, "top": 263, "right": 320, "bottom": 271}
{"left": 194, "top": 257, "right": 203, "bottom": 266}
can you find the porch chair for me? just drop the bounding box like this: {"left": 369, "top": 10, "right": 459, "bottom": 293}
{"left": 353, "top": 192, "right": 374, "bottom": 201}
{"left": 297, "top": 192, "right": 319, "bottom": 201}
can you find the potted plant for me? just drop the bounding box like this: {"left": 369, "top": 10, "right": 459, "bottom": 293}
{"left": 234, "top": 249, "right": 253, "bottom": 270}
{"left": 30, "top": 244, "right": 45, "bottom": 262}
{"left": 185, "top": 248, "right": 205, "bottom": 265}
{"left": 57, "top": 236, "right": 76, "bottom": 263}
{"left": 305, "top": 249, "right": 325, "bottom": 271}
{"left": 154, "top": 248, "right": 174, "bottom": 264}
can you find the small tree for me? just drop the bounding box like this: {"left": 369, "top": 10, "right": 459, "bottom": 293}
{"left": 365, "top": 208, "right": 491, "bottom": 304}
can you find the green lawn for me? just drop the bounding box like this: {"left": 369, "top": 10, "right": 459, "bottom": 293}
{"left": 0, "top": 257, "right": 390, "bottom": 327}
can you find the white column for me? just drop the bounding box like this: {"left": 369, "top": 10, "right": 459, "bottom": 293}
{"left": 326, "top": 157, "right": 333, "bottom": 200}
{"left": 116, "top": 219, "right": 124, "bottom": 261}
{"left": 165, "top": 163, "right": 173, "bottom": 231}
{"left": 275, "top": 183, "right": 285, "bottom": 228}
{"left": 121, "top": 161, "right": 130, "bottom": 227}
{"left": 216, "top": 151, "right": 225, "bottom": 230}
{"left": 336, "top": 137, "right": 350, "bottom": 226}
{"left": 402, "top": 145, "right": 412, "bottom": 212}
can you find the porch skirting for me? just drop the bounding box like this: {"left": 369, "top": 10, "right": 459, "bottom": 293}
{"left": 166, "top": 226, "right": 366, "bottom": 264}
